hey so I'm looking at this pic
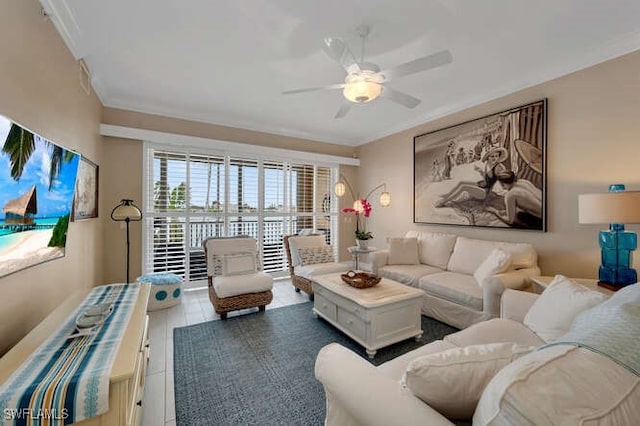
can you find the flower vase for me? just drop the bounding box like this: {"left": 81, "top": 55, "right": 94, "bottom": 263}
{"left": 356, "top": 239, "right": 369, "bottom": 250}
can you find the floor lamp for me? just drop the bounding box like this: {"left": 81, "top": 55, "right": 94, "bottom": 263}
{"left": 111, "top": 199, "right": 142, "bottom": 283}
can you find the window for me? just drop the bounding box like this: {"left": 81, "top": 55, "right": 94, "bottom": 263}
{"left": 143, "top": 144, "right": 338, "bottom": 287}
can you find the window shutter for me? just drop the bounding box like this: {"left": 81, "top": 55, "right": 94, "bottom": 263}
{"left": 143, "top": 145, "right": 338, "bottom": 284}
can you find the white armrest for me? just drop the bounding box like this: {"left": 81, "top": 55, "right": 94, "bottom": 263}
{"left": 368, "top": 249, "right": 389, "bottom": 275}
{"left": 500, "top": 289, "right": 539, "bottom": 323}
{"left": 482, "top": 271, "right": 531, "bottom": 316}
{"left": 315, "top": 343, "right": 452, "bottom": 426}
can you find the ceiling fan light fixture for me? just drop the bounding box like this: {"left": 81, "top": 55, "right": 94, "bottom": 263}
{"left": 343, "top": 74, "right": 381, "bottom": 103}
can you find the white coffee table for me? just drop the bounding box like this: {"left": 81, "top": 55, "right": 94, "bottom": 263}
{"left": 312, "top": 273, "right": 424, "bottom": 358}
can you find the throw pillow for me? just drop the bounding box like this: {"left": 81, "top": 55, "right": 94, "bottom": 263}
{"left": 298, "top": 246, "right": 335, "bottom": 265}
{"left": 402, "top": 343, "right": 534, "bottom": 419}
{"left": 523, "top": 275, "right": 607, "bottom": 343}
{"left": 288, "top": 235, "right": 327, "bottom": 266}
{"left": 473, "top": 248, "right": 512, "bottom": 287}
{"left": 388, "top": 237, "right": 420, "bottom": 265}
{"left": 222, "top": 252, "right": 257, "bottom": 276}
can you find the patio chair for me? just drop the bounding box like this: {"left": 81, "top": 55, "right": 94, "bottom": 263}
{"left": 204, "top": 236, "right": 273, "bottom": 319}
{"left": 284, "top": 234, "right": 350, "bottom": 299}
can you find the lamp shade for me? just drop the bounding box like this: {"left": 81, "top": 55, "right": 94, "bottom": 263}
{"left": 379, "top": 191, "right": 391, "bottom": 207}
{"left": 111, "top": 199, "right": 142, "bottom": 221}
{"left": 578, "top": 191, "right": 640, "bottom": 224}
{"left": 334, "top": 180, "right": 346, "bottom": 197}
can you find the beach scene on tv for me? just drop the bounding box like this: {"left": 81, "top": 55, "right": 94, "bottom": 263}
{"left": 0, "top": 115, "right": 80, "bottom": 277}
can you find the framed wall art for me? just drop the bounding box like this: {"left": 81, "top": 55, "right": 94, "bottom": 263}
{"left": 414, "top": 99, "right": 547, "bottom": 231}
{"left": 72, "top": 156, "right": 99, "bottom": 220}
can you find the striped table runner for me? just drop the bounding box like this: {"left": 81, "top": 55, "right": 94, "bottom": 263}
{"left": 0, "top": 284, "right": 140, "bottom": 426}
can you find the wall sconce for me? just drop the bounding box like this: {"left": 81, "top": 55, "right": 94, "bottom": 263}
{"left": 111, "top": 199, "right": 142, "bottom": 283}
{"left": 578, "top": 184, "right": 640, "bottom": 290}
{"left": 334, "top": 174, "right": 391, "bottom": 207}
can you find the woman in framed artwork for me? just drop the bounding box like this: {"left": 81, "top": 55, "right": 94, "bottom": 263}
{"left": 486, "top": 171, "right": 542, "bottom": 228}
{"left": 433, "top": 147, "right": 508, "bottom": 207}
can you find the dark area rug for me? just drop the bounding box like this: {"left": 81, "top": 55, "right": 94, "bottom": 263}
{"left": 173, "top": 301, "right": 457, "bottom": 426}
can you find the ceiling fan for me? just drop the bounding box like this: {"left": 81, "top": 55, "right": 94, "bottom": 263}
{"left": 282, "top": 25, "right": 453, "bottom": 119}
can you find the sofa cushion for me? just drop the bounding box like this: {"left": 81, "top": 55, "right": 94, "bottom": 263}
{"left": 388, "top": 237, "right": 420, "bottom": 265}
{"left": 288, "top": 235, "right": 327, "bottom": 266}
{"left": 294, "top": 262, "right": 350, "bottom": 280}
{"left": 474, "top": 345, "right": 640, "bottom": 425}
{"left": 444, "top": 318, "right": 545, "bottom": 348}
{"left": 403, "top": 343, "right": 534, "bottom": 420}
{"left": 473, "top": 248, "right": 512, "bottom": 286}
{"left": 378, "top": 264, "right": 443, "bottom": 288}
{"left": 298, "top": 246, "right": 335, "bottom": 265}
{"left": 419, "top": 272, "right": 483, "bottom": 311}
{"left": 524, "top": 275, "right": 606, "bottom": 343}
{"left": 406, "top": 231, "right": 457, "bottom": 270}
{"left": 378, "top": 340, "right": 457, "bottom": 381}
{"left": 447, "top": 237, "right": 536, "bottom": 274}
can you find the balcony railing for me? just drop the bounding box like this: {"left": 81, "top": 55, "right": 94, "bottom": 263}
{"left": 149, "top": 217, "right": 330, "bottom": 281}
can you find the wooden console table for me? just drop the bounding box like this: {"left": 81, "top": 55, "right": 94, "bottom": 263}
{"left": 0, "top": 283, "right": 150, "bottom": 426}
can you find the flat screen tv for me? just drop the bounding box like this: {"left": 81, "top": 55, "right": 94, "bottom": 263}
{"left": 0, "top": 114, "right": 80, "bottom": 278}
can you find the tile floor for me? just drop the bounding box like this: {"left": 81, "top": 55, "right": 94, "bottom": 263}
{"left": 141, "top": 279, "right": 309, "bottom": 426}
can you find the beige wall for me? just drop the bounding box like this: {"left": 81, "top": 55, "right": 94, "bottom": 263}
{"left": 101, "top": 109, "right": 359, "bottom": 281}
{"left": 357, "top": 50, "right": 640, "bottom": 278}
{"left": 0, "top": 0, "right": 103, "bottom": 354}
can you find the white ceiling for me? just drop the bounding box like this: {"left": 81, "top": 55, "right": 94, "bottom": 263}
{"left": 41, "top": 0, "right": 640, "bottom": 146}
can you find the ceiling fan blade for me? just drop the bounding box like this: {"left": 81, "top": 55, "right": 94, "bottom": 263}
{"left": 323, "top": 37, "right": 361, "bottom": 74}
{"left": 378, "top": 50, "right": 452, "bottom": 81}
{"left": 382, "top": 87, "right": 421, "bottom": 109}
{"left": 282, "top": 83, "right": 345, "bottom": 95}
{"left": 334, "top": 102, "right": 352, "bottom": 119}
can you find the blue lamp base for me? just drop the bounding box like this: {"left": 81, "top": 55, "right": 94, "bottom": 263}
{"left": 598, "top": 225, "right": 637, "bottom": 288}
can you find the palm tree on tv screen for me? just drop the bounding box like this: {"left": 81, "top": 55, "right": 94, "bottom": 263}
{"left": 2, "top": 123, "right": 75, "bottom": 190}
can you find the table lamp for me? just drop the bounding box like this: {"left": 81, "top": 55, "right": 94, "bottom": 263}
{"left": 111, "top": 199, "right": 142, "bottom": 283}
{"left": 578, "top": 184, "right": 640, "bottom": 290}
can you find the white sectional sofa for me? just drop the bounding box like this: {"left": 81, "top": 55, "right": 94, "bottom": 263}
{"left": 315, "top": 282, "right": 640, "bottom": 425}
{"left": 369, "top": 231, "right": 541, "bottom": 328}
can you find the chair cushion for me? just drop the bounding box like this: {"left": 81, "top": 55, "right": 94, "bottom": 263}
{"left": 294, "top": 262, "right": 350, "bottom": 280}
{"left": 474, "top": 345, "right": 640, "bottom": 425}
{"left": 288, "top": 235, "right": 327, "bottom": 266}
{"left": 444, "top": 318, "right": 545, "bottom": 348}
{"left": 298, "top": 246, "right": 335, "bottom": 265}
{"left": 406, "top": 231, "right": 457, "bottom": 270}
{"left": 378, "top": 264, "right": 444, "bottom": 288}
{"left": 387, "top": 237, "right": 420, "bottom": 265}
{"left": 419, "top": 272, "right": 483, "bottom": 311}
{"left": 222, "top": 252, "right": 256, "bottom": 276}
{"left": 524, "top": 275, "right": 607, "bottom": 343}
{"left": 213, "top": 271, "right": 273, "bottom": 298}
{"left": 473, "top": 249, "right": 512, "bottom": 286}
{"left": 403, "top": 343, "right": 534, "bottom": 420}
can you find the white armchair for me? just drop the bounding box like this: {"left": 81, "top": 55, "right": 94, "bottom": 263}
{"left": 204, "top": 236, "right": 273, "bottom": 319}
{"left": 283, "top": 234, "right": 349, "bottom": 298}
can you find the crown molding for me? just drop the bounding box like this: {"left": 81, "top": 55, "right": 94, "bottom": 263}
{"left": 100, "top": 124, "right": 360, "bottom": 166}
{"left": 40, "top": 0, "right": 87, "bottom": 59}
